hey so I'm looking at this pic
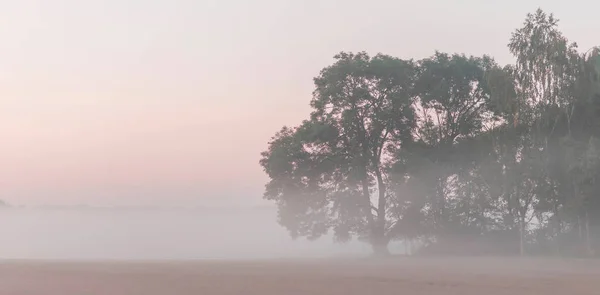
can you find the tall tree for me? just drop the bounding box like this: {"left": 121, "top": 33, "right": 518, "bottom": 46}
{"left": 560, "top": 47, "right": 600, "bottom": 255}
{"left": 506, "top": 8, "right": 580, "bottom": 255}
{"left": 402, "top": 53, "right": 498, "bottom": 236}
{"left": 260, "top": 52, "right": 416, "bottom": 255}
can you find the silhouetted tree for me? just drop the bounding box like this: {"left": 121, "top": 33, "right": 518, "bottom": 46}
{"left": 260, "top": 8, "right": 600, "bottom": 257}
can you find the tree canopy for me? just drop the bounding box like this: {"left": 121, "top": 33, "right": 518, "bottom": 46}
{"left": 260, "top": 8, "right": 600, "bottom": 257}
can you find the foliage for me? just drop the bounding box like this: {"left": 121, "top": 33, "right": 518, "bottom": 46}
{"left": 260, "top": 8, "right": 600, "bottom": 256}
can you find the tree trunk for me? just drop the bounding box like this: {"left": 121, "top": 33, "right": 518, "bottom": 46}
{"left": 519, "top": 218, "right": 525, "bottom": 256}
{"left": 361, "top": 177, "right": 375, "bottom": 231}
{"left": 374, "top": 166, "right": 387, "bottom": 230}
{"left": 371, "top": 235, "right": 390, "bottom": 257}
{"left": 553, "top": 204, "right": 561, "bottom": 256}
{"left": 364, "top": 158, "right": 390, "bottom": 257}
{"left": 437, "top": 178, "right": 446, "bottom": 230}
{"left": 578, "top": 214, "right": 583, "bottom": 243}
{"left": 585, "top": 209, "right": 593, "bottom": 256}
{"left": 578, "top": 214, "right": 584, "bottom": 256}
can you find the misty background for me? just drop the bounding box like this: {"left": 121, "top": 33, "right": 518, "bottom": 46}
{"left": 0, "top": 206, "right": 393, "bottom": 260}
{"left": 1, "top": 0, "right": 597, "bottom": 207}
{"left": 1, "top": 0, "right": 598, "bottom": 260}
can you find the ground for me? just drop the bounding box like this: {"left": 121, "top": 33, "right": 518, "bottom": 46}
{"left": 0, "top": 257, "right": 598, "bottom": 294}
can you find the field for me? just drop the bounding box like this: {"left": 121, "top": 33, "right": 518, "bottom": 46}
{"left": 0, "top": 257, "right": 599, "bottom": 294}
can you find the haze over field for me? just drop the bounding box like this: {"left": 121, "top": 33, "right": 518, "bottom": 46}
{"left": 3, "top": 0, "right": 600, "bottom": 294}
{"left": 0, "top": 206, "right": 378, "bottom": 260}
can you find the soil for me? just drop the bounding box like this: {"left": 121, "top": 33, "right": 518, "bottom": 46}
{"left": 0, "top": 257, "right": 598, "bottom": 294}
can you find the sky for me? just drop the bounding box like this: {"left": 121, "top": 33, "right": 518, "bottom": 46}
{"left": 0, "top": 0, "right": 597, "bottom": 207}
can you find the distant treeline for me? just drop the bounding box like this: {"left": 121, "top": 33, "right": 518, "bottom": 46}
{"left": 260, "top": 9, "right": 600, "bottom": 257}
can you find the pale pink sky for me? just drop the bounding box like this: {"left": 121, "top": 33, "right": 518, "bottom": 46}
{"left": 0, "top": 0, "right": 596, "bottom": 206}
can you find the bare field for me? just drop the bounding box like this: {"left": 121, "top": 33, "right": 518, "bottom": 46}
{"left": 0, "top": 257, "right": 598, "bottom": 295}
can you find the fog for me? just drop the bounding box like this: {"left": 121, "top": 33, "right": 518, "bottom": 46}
{"left": 0, "top": 206, "right": 386, "bottom": 260}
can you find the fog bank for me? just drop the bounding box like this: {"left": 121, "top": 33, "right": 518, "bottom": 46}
{"left": 0, "top": 206, "right": 378, "bottom": 260}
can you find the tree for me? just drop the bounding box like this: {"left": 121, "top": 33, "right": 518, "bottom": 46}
{"left": 558, "top": 47, "right": 600, "bottom": 255}
{"left": 394, "top": 52, "right": 499, "bottom": 245}
{"left": 260, "top": 52, "right": 416, "bottom": 255}
{"left": 259, "top": 8, "right": 600, "bottom": 258}
{"left": 504, "top": 8, "right": 580, "bottom": 255}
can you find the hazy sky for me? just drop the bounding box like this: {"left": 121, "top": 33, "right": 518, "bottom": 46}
{"left": 0, "top": 0, "right": 596, "bottom": 206}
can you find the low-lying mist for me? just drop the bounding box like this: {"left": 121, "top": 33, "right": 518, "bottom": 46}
{"left": 0, "top": 206, "right": 380, "bottom": 260}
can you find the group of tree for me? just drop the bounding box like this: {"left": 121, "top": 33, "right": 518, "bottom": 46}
{"left": 260, "top": 9, "right": 600, "bottom": 257}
